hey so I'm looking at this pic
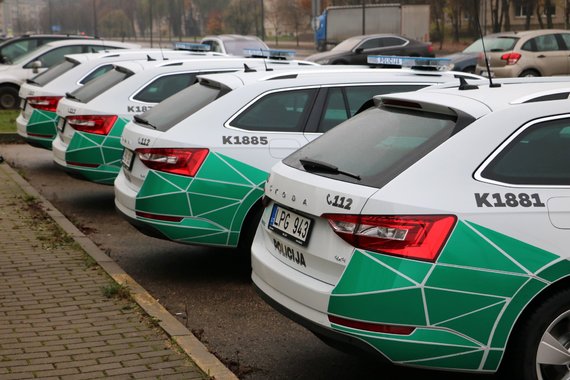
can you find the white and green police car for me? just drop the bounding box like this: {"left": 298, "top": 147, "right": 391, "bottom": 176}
{"left": 251, "top": 78, "right": 570, "bottom": 379}
{"left": 52, "top": 55, "right": 314, "bottom": 185}
{"left": 17, "top": 48, "right": 220, "bottom": 149}
{"left": 114, "top": 57, "right": 482, "bottom": 250}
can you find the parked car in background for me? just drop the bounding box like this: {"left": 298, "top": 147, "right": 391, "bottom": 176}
{"left": 475, "top": 29, "right": 570, "bottom": 77}
{"left": 0, "top": 39, "right": 138, "bottom": 109}
{"left": 200, "top": 35, "right": 269, "bottom": 56}
{"left": 252, "top": 77, "right": 570, "bottom": 379}
{"left": 0, "top": 34, "right": 98, "bottom": 64}
{"left": 306, "top": 34, "right": 434, "bottom": 65}
{"left": 444, "top": 35, "right": 493, "bottom": 73}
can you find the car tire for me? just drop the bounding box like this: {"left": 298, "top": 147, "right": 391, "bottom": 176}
{"left": 0, "top": 85, "right": 19, "bottom": 109}
{"left": 236, "top": 203, "right": 263, "bottom": 257}
{"left": 519, "top": 69, "right": 540, "bottom": 77}
{"left": 500, "top": 288, "right": 570, "bottom": 380}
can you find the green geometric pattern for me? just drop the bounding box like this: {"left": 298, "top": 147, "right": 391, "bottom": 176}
{"left": 64, "top": 117, "right": 128, "bottom": 185}
{"left": 328, "top": 219, "right": 567, "bottom": 372}
{"left": 25, "top": 109, "right": 59, "bottom": 150}
{"left": 135, "top": 152, "right": 267, "bottom": 247}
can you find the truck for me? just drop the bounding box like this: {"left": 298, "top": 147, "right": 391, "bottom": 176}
{"left": 314, "top": 4, "right": 430, "bottom": 51}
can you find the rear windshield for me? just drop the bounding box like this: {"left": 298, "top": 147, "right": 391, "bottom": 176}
{"left": 484, "top": 36, "right": 519, "bottom": 52}
{"left": 27, "top": 58, "right": 79, "bottom": 87}
{"left": 284, "top": 106, "right": 458, "bottom": 188}
{"left": 66, "top": 66, "right": 133, "bottom": 103}
{"left": 133, "top": 80, "right": 229, "bottom": 132}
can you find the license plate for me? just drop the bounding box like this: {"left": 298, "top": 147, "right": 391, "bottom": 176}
{"left": 269, "top": 204, "right": 313, "bottom": 246}
{"left": 56, "top": 118, "right": 66, "bottom": 133}
{"left": 122, "top": 148, "right": 134, "bottom": 170}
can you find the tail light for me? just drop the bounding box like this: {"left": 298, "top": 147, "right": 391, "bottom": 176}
{"left": 329, "top": 315, "right": 415, "bottom": 335}
{"left": 500, "top": 52, "right": 521, "bottom": 65}
{"left": 136, "top": 148, "right": 208, "bottom": 177}
{"left": 324, "top": 214, "right": 456, "bottom": 262}
{"left": 66, "top": 115, "right": 118, "bottom": 135}
{"left": 27, "top": 96, "right": 63, "bottom": 112}
{"left": 427, "top": 44, "right": 433, "bottom": 54}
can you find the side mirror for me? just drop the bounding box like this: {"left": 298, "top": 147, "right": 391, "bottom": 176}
{"left": 355, "top": 47, "right": 364, "bottom": 54}
{"left": 31, "top": 60, "right": 42, "bottom": 74}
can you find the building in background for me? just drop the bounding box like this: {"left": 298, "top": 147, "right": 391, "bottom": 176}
{"left": 0, "top": 0, "right": 48, "bottom": 37}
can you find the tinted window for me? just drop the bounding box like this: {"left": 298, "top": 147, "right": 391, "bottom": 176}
{"left": 485, "top": 36, "right": 518, "bottom": 52}
{"left": 359, "top": 38, "right": 381, "bottom": 50}
{"left": 67, "top": 66, "right": 133, "bottom": 103}
{"left": 481, "top": 118, "right": 570, "bottom": 185}
{"left": 1, "top": 40, "right": 37, "bottom": 63}
{"left": 25, "top": 45, "right": 84, "bottom": 68}
{"left": 383, "top": 37, "right": 406, "bottom": 47}
{"left": 316, "top": 85, "right": 427, "bottom": 133}
{"left": 28, "top": 58, "right": 79, "bottom": 86}
{"left": 231, "top": 89, "right": 316, "bottom": 132}
{"left": 560, "top": 33, "right": 570, "bottom": 49}
{"left": 285, "top": 106, "right": 457, "bottom": 187}
{"left": 533, "top": 34, "right": 560, "bottom": 52}
{"left": 133, "top": 73, "right": 196, "bottom": 103}
{"left": 79, "top": 64, "right": 115, "bottom": 85}
{"left": 134, "top": 81, "right": 228, "bottom": 132}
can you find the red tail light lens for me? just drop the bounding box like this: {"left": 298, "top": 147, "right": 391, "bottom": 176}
{"left": 329, "top": 315, "right": 415, "bottom": 335}
{"left": 136, "top": 148, "right": 209, "bottom": 177}
{"left": 66, "top": 115, "right": 118, "bottom": 135}
{"left": 27, "top": 96, "right": 63, "bottom": 112}
{"left": 500, "top": 52, "right": 521, "bottom": 65}
{"left": 324, "top": 214, "right": 456, "bottom": 262}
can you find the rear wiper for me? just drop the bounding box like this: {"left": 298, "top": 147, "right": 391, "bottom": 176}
{"left": 133, "top": 115, "right": 157, "bottom": 130}
{"left": 299, "top": 158, "right": 361, "bottom": 180}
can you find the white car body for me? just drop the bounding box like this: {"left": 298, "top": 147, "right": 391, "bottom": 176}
{"left": 0, "top": 39, "right": 139, "bottom": 108}
{"left": 114, "top": 65, "right": 482, "bottom": 250}
{"left": 52, "top": 56, "right": 317, "bottom": 184}
{"left": 17, "top": 49, "right": 225, "bottom": 149}
{"left": 251, "top": 78, "right": 570, "bottom": 378}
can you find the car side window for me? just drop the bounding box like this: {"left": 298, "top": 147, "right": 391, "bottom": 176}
{"left": 559, "top": 33, "right": 570, "bottom": 50}
{"left": 382, "top": 37, "right": 406, "bottom": 47}
{"left": 133, "top": 73, "right": 197, "bottom": 103}
{"left": 318, "top": 88, "right": 349, "bottom": 133}
{"left": 316, "top": 84, "right": 428, "bottom": 133}
{"left": 525, "top": 34, "right": 561, "bottom": 52}
{"left": 231, "top": 89, "right": 316, "bottom": 132}
{"left": 359, "top": 38, "right": 381, "bottom": 50}
{"left": 26, "top": 46, "right": 83, "bottom": 68}
{"left": 79, "top": 64, "right": 115, "bottom": 85}
{"left": 2, "top": 40, "right": 36, "bottom": 62}
{"left": 481, "top": 118, "right": 570, "bottom": 185}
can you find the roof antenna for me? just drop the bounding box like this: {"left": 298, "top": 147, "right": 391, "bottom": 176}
{"left": 160, "top": 44, "right": 167, "bottom": 60}
{"left": 474, "top": 2, "right": 500, "bottom": 87}
{"left": 243, "top": 63, "right": 256, "bottom": 73}
{"left": 458, "top": 76, "right": 478, "bottom": 90}
{"left": 147, "top": 54, "right": 156, "bottom": 61}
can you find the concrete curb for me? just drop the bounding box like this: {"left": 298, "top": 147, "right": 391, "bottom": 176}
{"left": 2, "top": 162, "right": 238, "bottom": 380}
{"left": 0, "top": 132, "right": 23, "bottom": 144}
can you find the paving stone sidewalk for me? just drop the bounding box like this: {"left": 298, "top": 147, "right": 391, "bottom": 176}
{"left": 0, "top": 161, "right": 230, "bottom": 379}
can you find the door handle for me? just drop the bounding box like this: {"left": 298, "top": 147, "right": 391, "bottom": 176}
{"left": 537, "top": 55, "right": 546, "bottom": 58}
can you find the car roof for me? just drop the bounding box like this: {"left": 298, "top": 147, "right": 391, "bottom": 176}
{"left": 490, "top": 29, "right": 569, "bottom": 38}
{"left": 62, "top": 49, "right": 221, "bottom": 64}
{"left": 377, "top": 78, "right": 570, "bottom": 119}
{"left": 202, "top": 34, "right": 264, "bottom": 42}
{"left": 195, "top": 66, "right": 480, "bottom": 93}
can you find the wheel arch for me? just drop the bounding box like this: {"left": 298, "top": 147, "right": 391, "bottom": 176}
{"left": 498, "top": 272, "right": 570, "bottom": 371}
